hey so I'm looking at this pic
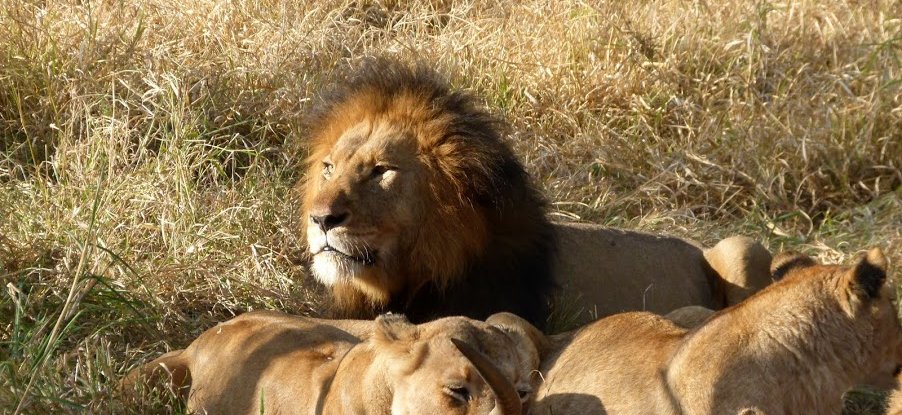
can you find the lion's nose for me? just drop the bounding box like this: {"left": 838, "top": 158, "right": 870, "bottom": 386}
{"left": 310, "top": 212, "right": 349, "bottom": 232}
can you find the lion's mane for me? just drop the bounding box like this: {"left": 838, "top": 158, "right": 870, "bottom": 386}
{"left": 300, "top": 58, "right": 555, "bottom": 325}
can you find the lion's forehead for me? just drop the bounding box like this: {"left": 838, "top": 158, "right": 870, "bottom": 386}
{"left": 329, "top": 119, "right": 416, "bottom": 166}
{"left": 330, "top": 121, "right": 372, "bottom": 156}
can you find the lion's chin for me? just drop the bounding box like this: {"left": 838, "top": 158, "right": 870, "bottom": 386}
{"left": 311, "top": 253, "right": 367, "bottom": 286}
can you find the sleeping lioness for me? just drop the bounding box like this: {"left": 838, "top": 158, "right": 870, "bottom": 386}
{"left": 124, "top": 311, "right": 541, "bottom": 415}
{"left": 529, "top": 248, "right": 901, "bottom": 414}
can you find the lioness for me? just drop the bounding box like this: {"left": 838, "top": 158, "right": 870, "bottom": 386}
{"left": 530, "top": 248, "right": 901, "bottom": 414}
{"left": 888, "top": 376, "right": 902, "bottom": 415}
{"left": 299, "top": 57, "right": 772, "bottom": 327}
{"left": 124, "top": 311, "right": 540, "bottom": 415}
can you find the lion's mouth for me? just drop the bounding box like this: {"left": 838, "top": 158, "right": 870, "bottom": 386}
{"left": 320, "top": 245, "right": 377, "bottom": 266}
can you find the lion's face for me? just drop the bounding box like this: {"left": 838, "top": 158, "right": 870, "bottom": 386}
{"left": 304, "top": 119, "right": 425, "bottom": 299}
{"left": 300, "top": 59, "right": 552, "bottom": 322}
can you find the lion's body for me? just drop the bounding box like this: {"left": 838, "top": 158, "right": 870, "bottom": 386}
{"left": 124, "top": 311, "right": 540, "bottom": 415}
{"left": 300, "top": 58, "right": 771, "bottom": 328}
{"left": 554, "top": 223, "right": 714, "bottom": 320}
{"left": 531, "top": 249, "right": 901, "bottom": 414}
{"left": 553, "top": 224, "right": 773, "bottom": 324}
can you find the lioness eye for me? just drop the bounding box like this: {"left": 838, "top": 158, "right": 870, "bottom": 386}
{"left": 517, "top": 388, "right": 531, "bottom": 400}
{"left": 322, "top": 162, "right": 334, "bottom": 178}
{"left": 443, "top": 385, "right": 470, "bottom": 403}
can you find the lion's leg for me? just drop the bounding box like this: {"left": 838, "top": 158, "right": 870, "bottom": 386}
{"left": 703, "top": 236, "right": 773, "bottom": 306}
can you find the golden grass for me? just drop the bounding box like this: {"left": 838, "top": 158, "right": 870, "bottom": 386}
{"left": 0, "top": 0, "right": 899, "bottom": 413}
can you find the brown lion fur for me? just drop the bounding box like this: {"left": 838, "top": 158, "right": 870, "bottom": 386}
{"left": 298, "top": 57, "right": 773, "bottom": 329}
{"left": 530, "top": 248, "right": 902, "bottom": 414}
{"left": 299, "top": 57, "right": 555, "bottom": 324}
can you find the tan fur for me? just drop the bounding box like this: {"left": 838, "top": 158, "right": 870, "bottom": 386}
{"left": 552, "top": 226, "right": 772, "bottom": 322}
{"left": 535, "top": 312, "right": 686, "bottom": 414}
{"left": 664, "top": 305, "right": 715, "bottom": 329}
{"left": 888, "top": 375, "right": 902, "bottom": 415}
{"left": 704, "top": 235, "right": 775, "bottom": 305}
{"left": 531, "top": 248, "right": 902, "bottom": 414}
{"left": 300, "top": 58, "right": 773, "bottom": 325}
{"left": 124, "top": 311, "right": 541, "bottom": 415}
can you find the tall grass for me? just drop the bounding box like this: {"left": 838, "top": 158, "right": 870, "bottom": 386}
{"left": 0, "top": 0, "right": 899, "bottom": 413}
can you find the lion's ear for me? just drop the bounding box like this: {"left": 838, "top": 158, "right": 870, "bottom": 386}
{"left": 770, "top": 251, "right": 817, "bottom": 280}
{"left": 845, "top": 248, "right": 889, "bottom": 300}
{"left": 373, "top": 313, "right": 419, "bottom": 345}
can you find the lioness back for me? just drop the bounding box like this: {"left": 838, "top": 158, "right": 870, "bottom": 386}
{"left": 533, "top": 312, "right": 684, "bottom": 415}
{"left": 889, "top": 376, "right": 902, "bottom": 415}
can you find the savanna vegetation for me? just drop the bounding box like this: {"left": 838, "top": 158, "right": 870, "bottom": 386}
{"left": 1, "top": 0, "right": 899, "bottom": 413}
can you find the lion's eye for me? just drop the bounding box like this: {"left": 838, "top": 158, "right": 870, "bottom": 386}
{"left": 443, "top": 385, "right": 470, "bottom": 403}
{"left": 370, "top": 165, "right": 392, "bottom": 178}
{"left": 322, "top": 162, "right": 334, "bottom": 178}
{"left": 517, "top": 388, "right": 531, "bottom": 401}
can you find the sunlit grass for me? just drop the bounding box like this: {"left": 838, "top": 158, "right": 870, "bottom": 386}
{"left": 1, "top": 0, "right": 899, "bottom": 412}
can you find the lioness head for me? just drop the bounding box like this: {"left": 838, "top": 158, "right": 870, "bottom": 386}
{"left": 361, "top": 313, "right": 541, "bottom": 414}
{"left": 300, "top": 58, "right": 552, "bottom": 320}
{"left": 770, "top": 248, "right": 902, "bottom": 385}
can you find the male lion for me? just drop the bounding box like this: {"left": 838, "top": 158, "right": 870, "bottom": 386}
{"left": 123, "top": 311, "right": 541, "bottom": 415}
{"left": 300, "top": 57, "right": 772, "bottom": 326}
{"left": 529, "top": 248, "right": 901, "bottom": 414}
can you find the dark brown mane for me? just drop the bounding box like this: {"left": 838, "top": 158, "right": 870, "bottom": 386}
{"left": 301, "top": 57, "right": 556, "bottom": 326}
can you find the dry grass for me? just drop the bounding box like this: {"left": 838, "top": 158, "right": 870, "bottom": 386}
{"left": 0, "top": 0, "right": 899, "bottom": 413}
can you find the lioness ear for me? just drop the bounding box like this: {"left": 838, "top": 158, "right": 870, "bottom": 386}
{"left": 770, "top": 251, "right": 817, "bottom": 280}
{"left": 846, "top": 248, "right": 889, "bottom": 300}
{"left": 374, "top": 313, "right": 419, "bottom": 345}
{"left": 486, "top": 312, "right": 550, "bottom": 358}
